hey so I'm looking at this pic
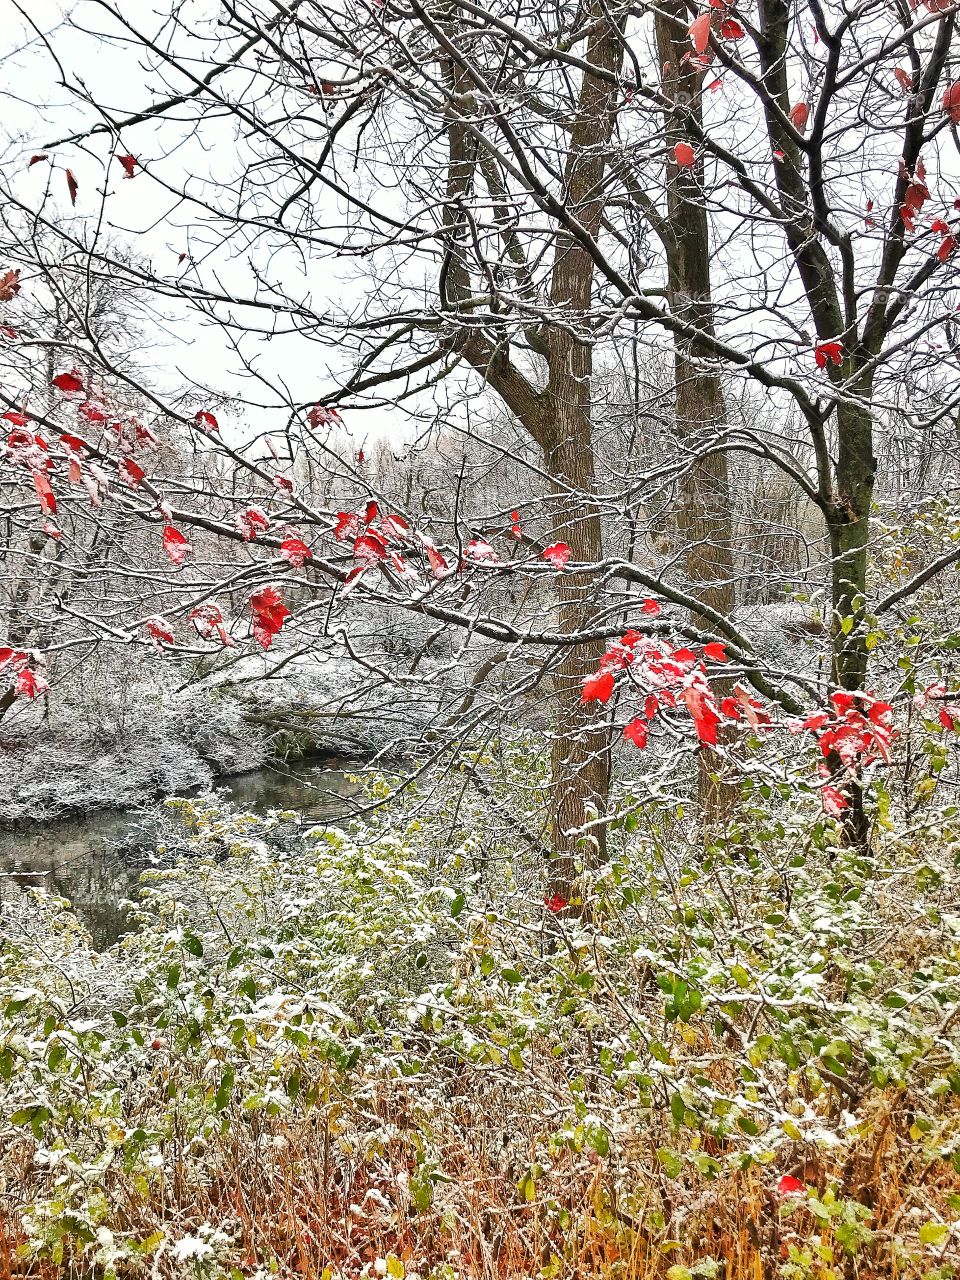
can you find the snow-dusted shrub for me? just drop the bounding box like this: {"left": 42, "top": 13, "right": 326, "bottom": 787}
{"left": 0, "top": 787, "right": 959, "bottom": 1277}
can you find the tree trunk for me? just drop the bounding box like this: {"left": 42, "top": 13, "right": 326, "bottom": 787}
{"left": 828, "top": 392, "right": 876, "bottom": 846}
{"left": 655, "top": 5, "right": 738, "bottom": 826}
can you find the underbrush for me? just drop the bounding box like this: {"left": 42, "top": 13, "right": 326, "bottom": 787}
{"left": 1, "top": 788, "right": 959, "bottom": 1278}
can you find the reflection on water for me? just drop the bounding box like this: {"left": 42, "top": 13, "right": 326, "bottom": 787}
{"left": 0, "top": 761, "right": 359, "bottom": 949}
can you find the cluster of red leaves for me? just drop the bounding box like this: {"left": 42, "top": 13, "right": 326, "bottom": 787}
{"left": 333, "top": 500, "right": 426, "bottom": 588}
{"left": 581, "top": 614, "right": 749, "bottom": 750}
{"left": 900, "top": 159, "right": 929, "bottom": 232}
{"left": 790, "top": 691, "right": 895, "bottom": 815}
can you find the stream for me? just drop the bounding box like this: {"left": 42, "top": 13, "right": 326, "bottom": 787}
{"left": 0, "top": 760, "right": 360, "bottom": 948}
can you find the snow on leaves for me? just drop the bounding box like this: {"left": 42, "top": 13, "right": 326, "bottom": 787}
{"left": 279, "top": 536, "right": 312, "bottom": 567}
{"left": 0, "top": 648, "right": 48, "bottom": 700}
{"left": 162, "top": 525, "right": 192, "bottom": 566}
{"left": 194, "top": 410, "right": 219, "bottom": 434}
{"left": 190, "top": 603, "right": 234, "bottom": 647}
{"left": 542, "top": 542, "right": 571, "bottom": 569}
{"left": 144, "top": 616, "right": 175, "bottom": 647}
{"left": 236, "top": 506, "right": 270, "bottom": 541}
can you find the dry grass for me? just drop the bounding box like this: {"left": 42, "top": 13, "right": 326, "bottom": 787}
{"left": 3, "top": 1084, "right": 958, "bottom": 1278}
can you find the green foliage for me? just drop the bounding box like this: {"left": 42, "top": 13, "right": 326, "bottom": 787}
{"left": 1, "top": 788, "right": 959, "bottom": 1275}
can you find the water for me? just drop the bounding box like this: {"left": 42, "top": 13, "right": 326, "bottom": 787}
{"left": 0, "top": 761, "right": 361, "bottom": 948}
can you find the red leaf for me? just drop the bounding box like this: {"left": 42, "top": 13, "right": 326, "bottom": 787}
{"left": 814, "top": 340, "right": 842, "bottom": 368}
{"left": 640, "top": 598, "right": 661, "bottom": 616}
{"left": 720, "top": 17, "right": 745, "bottom": 37}
{"left": 364, "top": 499, "right": 380, "bottom": 526}
{"left": 938, "top": 706, "right": 957, "bottom": 731}
{"left": 194, "top": 409, "right": 219, "bottom": 433}
{"left": 673, "top": 141, "right": 696, "bottom": 168}
{"left": 543, "top": 541, "right": 571, "bottom": 569}
{"left": 28, "top": 154, "right": 49, "bottom": 168}
{"left": 582, "top": 669, "right": 615, "bottom": 705}
{"left": 52, "top": 369, "right": 84, "bottom": 394}
{"left": 117, "top": 153, "right": 138, "bottom": 178}
{"left": 119, "top": 458, "right": 146, "bottom": 488}
{"left": 3, "top": 410, "right": 29, "bottom": 426}
{"left": 274, "top": 475, "right": 294, "bottom": 492}
{"left": 788, "top": 101, "right": 809, "bottom": 130}
{"left": 0, "top": 269, "right": 21, "bottom": 301}
{"left": 32, "top": 471, "right": 57, "bottom": 514}
{"left": 0, "top": 326, "right": 17, "bottom": 340}
{"left": 937, "top": 235, "right": 956, "bottom": 263}
{"left": 679, "top": 685, "right": 723, "bottom": 744}
{"left": 65, "top": 169, "right": 79, "bottom": 205}
{"left": 190, "top": 602, "right": 234, "bottom": 647}
{"left": 893, "top": 67, "right": 913, "bottom": 94}
{"left": 688, "top": 12, "right": 712, "bottom": 53}
{"left": 162, "top": 525, "right": 192, "bottom": 566}
{"left": 645, "top": 693, "right": 660, "bottom": 720}
{"left": 306, "top": 403, "right": 342, "bottom": 428}
{"left": 250, "top": 585, "right": 290, "bottom": 649}
{"left": 145, "top": 616, "right": 175, "bottom": 645}
{"left": 544, "top": 893, "right": 568, "bottom": 914}
{"left": 236, "top": 506, "right": 270, "bottom": 540}
{"left": 776, "top": 1175, "right": 806, "bottom": 1198}
{"left": 821, "top": 785, "right": 848, "bottom": 817}
{"left": 466, "top": 538, "right": 497, "bottom": 563}
{"left": 943, "top": 82, "right": 960, "bottom": 124}
{"left": 354, "top": 531, "right": 388, "bottom": 562}
{"left": 280, "top": 536, "right": 312, "bottom": 567}
{"left": 420, "top": 536, "right": 449, "bottom": 578}
{"left": 78, "top": 401, "right": 108, "bottom": 424}
{"left": 58, "top": 432, "right": 89, "bottom": 453}
{"left": 333, "top": 511, "right": 361, "bottom": 541}
{"left": 380, "top": 512, "right": 410, "bottom": 541}
{"left": 15, "top": 667, "right": 48, "bottom": 699}
{"left": 703, "top": 641, "right": 727, "bottom": 661}
{"left": 624, "top": 717, "right": 649, "bottom": 749}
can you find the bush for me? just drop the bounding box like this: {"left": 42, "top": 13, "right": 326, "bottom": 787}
{"left": 1, "top": 788, "right": 959, "bottom": 1277}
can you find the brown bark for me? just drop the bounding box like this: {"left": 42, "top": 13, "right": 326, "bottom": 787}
{"left": 655, "top": 4, "right": 738, "bottom": 826}
{"left": 439, "top": 5, "right": 622, "bottom": 895}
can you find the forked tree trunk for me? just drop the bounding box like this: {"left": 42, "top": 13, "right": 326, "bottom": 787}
{"left": 440, "top": 6, "right": 622, "bottom": 896}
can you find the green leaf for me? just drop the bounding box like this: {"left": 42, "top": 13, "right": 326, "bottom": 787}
{"left": 450, "top": 891, "right": 466, "bottom": 918}
{"left": 657, "top": 1147, "right": 682, "bottom": 1178}
{"left": 670, "top": 1092, "right": 687, "bottom": 1127}
{"left": 919, "top": 1222, "right": 949, "bottom": 1246}
{"left": 214, "top": 1067, "right": 235, "bottom": 1112}
{"left": 181, "top": 933, "right": 204, "bottom": 957}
